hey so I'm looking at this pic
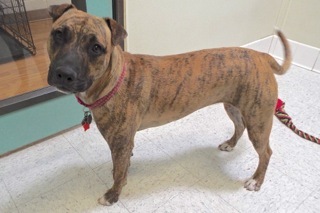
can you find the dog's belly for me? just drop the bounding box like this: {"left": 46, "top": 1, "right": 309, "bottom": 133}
{"left": 139, "top": 103, "right": 211, "bottom": 130}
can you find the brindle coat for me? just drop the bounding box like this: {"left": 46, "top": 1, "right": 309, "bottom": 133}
{"left": 47, "top": 4, "right": 292, "bottom": 206}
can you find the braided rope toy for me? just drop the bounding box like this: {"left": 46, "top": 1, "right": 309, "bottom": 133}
{"left": 275, "top": 98, "right": 320, "bottom": 145}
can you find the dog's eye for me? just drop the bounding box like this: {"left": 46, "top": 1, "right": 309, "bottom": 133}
{"left": 53, "top": 29, "right": 63, "bottom": 42}
{"left": 91, "top": 44, "right": 103, "bottom": 55}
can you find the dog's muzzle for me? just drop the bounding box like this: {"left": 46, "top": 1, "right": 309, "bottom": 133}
{"left": 48, "top": 65, "right": 92, "bottom": 93}
{"left": 47, "top": 50, "right": 93, "bottom": 93}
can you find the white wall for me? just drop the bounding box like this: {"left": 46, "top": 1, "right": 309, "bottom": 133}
{"left": 125, "top": 0, "right": 283, "bottom": 55}
{"left": 24, "top": 0, "right": 71, "bottom": 11}
{"left": 125, "top": 0, "right": 320, "bottom": 55}
{"left": 280, "top": 0, "right": 320, "bottom": 48}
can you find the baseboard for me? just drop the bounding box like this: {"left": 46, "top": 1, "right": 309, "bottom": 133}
{"left": 243, "top": 35, "right": 320, "bottom": 74}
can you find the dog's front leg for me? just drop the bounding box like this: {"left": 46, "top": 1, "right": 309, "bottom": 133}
{"left": 98, "top": 134, "right": 134, "bottom": 206}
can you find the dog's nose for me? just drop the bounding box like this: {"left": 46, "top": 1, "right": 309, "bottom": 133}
{"left": 55, "top": 67, "right": 76, "bottom": 83}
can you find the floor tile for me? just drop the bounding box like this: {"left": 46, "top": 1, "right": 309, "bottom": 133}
{"left": 154, "top": 189, "right": 238, "bottom": 213}
{"left": 270, "top": 126, "right": 320, "bottom": 190}
{"left": 0, "top": 135, "right": 90, "bottom": 205}
{"left": 294, "top": 188, "right": 320, "bottom": 213}
{"left": 201, "top": 165, "right": 311, "bottom": 213}
{"left": 17, "top": 171, "right": 128, "bottom": 213}
{"left": 65, "top": 123, "right": 152, "bottom": 170}
{"left": 63, "top": 123, "right": 112, "bottom": 169}
{"left": 94, "top": 142, "right": 200, "bottom": 212}
{"left": 293, "top": 101, "right": 320, "bottom": 140}
{"left": 271, "top": 69, "right": 320, "bottom": 190}
{"left": 276, "top": 65, "right": 320, "bottom": 117}
{"left": 0, "top": 180, "right": 18, "bottom": 213}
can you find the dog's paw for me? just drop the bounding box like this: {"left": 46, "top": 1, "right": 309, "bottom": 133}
{"left": 98, "top": 190, "right": 119, "bottom": 206}
{"left": 98, "top": 196, "right": 112, "bottom": 206}
{"left": 218, "top": 142, "right": 234, "bottom": 152}
{"left": 244, "top": 178, "right": 261, "bottom": 191}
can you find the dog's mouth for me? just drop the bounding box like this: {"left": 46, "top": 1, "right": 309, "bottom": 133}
{"left": 47, "top": 62, "right": 93, "bottom": 93}
{"left": 49, "top": 80, "right": 92, "bottom": 94}
{"left": 55, "top": 86, "right": 71, "bottom": 94}
{"left": 54, "top": 85, "right": 77, "bottom": 94}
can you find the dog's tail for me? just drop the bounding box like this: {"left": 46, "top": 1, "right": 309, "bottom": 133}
{"left": 269, "top": 30, "right": 292, "bottom": 75}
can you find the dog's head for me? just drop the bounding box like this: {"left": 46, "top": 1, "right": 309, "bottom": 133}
{"left": 47, "top": 4, "right": 127, "bottom": 93}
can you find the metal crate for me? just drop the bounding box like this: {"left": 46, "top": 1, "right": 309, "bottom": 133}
{"left": 0, "top": 0, "right": 36, "bottom": 55}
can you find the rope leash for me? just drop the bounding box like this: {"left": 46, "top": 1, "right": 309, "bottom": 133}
{"left": 275, "top": 98, "right": 320, "bottom": 145}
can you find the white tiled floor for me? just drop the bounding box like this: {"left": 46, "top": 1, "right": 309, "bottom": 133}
{"left": 1, "top": 64, "right": 320, "bottom": 213}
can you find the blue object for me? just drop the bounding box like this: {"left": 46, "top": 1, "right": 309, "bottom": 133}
{"left": 86, "top": 0, "right": 113, "bottom": 18}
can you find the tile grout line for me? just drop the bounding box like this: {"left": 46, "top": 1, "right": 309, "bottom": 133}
{"left": 61, "top": 132, "right": 115, "bottom": 191}
{"left": 61, "top": 131, "right": 109, "bottom": 172}
{"left": 1, "top": 179, "right": 20, "bottom": 212}
{"left": 292, "top": 187, "right": 318, "bottom": 213}
{"left": 311, "top": 51, "right": 320, "bottom": 71}
{"left": 154, "top": 141, "right": 204, "bottom": 182}
{"left": 196, "top": 176, "right": 242, "bottom": 213}
{"left": 269, "top": 163, "right": 316, "bottom": 193}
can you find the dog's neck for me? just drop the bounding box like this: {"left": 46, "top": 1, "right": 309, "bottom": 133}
{"left": 78, "top": 46, "right": 126, "bottom": 105}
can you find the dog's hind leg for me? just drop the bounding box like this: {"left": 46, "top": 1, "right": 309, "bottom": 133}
{"left": 219, "top": 103, "right": 246, "bottom": 151}
{"left": 244, "top": 110, "right": 273, "bottom": 191}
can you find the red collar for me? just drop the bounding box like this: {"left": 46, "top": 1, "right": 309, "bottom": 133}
{"left": 76, "top": 63, "right": 126, "bottom": 110}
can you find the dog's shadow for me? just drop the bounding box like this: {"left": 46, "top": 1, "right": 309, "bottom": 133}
{"left": 105, "top": 146, "right": 246, "bottom": 195}
{"left": 9, "top": 144, "right": 250, "bottom": 212}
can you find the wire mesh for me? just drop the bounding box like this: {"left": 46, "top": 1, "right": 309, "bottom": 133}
{"left": 0, "top": 0, "right": 36, "bottom": 55}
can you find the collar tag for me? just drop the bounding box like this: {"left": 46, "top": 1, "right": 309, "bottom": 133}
{"left": 81, "top": 109, "right": 92, "bottom": 131}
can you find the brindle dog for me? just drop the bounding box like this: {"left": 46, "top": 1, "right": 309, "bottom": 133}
{"left": 47, "top": 4, "right": 291, "bottom": 205}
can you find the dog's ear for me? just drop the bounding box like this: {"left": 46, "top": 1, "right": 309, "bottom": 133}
{"left": 104, "top": 18, "right": 127, "bottom": 46}
{"left": 48, "top": 4, "right": 76, "bottom": 22}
